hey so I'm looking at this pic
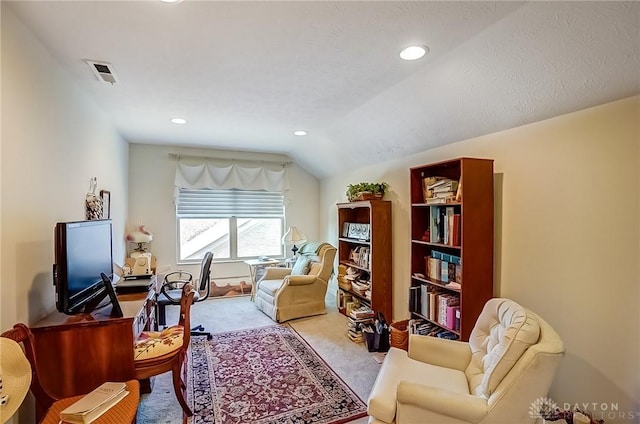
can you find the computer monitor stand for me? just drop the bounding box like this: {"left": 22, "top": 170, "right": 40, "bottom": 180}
{"left": 83, "top": 273, "right": 124, "bottom": 318}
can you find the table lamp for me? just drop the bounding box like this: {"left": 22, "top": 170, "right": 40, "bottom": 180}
{"left": 282, "top": 226, "right": 306, "bottom": 257}
{"left": 126, "top": 225, "right": 153, "bottom": 258}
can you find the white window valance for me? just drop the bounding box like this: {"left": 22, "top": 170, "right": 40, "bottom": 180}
{"left": 174, "top": 160, "right": 290, "bottom": 193}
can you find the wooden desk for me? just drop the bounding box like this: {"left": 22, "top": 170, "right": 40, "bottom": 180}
{"left": 30, "top": 278, "right": 156, "bottom": 407}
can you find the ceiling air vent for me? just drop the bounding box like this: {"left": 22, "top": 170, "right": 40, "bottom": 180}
{"left": 86, "top": 60, "right": 119, "bottom": 84}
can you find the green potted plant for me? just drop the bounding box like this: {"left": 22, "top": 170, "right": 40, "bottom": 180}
{"left": 346, "top": 182, "right": 389, "bottom": 202}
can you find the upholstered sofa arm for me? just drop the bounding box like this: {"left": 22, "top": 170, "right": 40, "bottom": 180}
{"left": 397, "top": 381, "right": 488, "bottom": 423}
{"left": 262, "top": 267, "right": 291, "bottom": 280}
{"left": 408, "top": 335, "right": 471, "bottom": 371}
{"left": 285, "top": 275, "right": 319, "bottom": 286}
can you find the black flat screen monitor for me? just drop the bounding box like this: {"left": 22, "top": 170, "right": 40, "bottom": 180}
{"left": 53, "top": 219, "right": 114, "bottom": 315}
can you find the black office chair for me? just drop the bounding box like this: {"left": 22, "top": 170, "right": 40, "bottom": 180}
{"left": 157, "top": 251, "right": 213, "bottom": 340}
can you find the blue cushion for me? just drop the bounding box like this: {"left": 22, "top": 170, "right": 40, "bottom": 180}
{"left": 291, "top": 256, "right": 311, "bottom": 275}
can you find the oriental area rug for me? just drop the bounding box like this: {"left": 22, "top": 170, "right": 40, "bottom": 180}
{"left": 186, "top": 325, "right": 368, "bottom": 424}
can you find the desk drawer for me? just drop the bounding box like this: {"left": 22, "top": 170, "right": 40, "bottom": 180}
{"left": 132, "top": 296, "right": 155, "bottom": 339}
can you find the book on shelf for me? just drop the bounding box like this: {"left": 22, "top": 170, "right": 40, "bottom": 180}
{"left": 59, "top": 382, "right": 128, "bottom": 424}
{"left": 426, "top": 178, "right": 457, "bottom": 191}
{"left": 428, "top": 292, "right": 436, "bottom": 321}
{"left": 443, "top": 207, "right": 454, "bottom": 244}
{"left": 440, "top": 259, "right": 449, "bottom": 283}
{"left": 342, "top": 222, "right": 351, "bottom": 237}
{"left": 427, "top": 257, "right": 440, "bottom": 281}
{"left": 426, "top": 196, "right": 455, "bottom": 205}
{"left": 434, "top": 190, "right": 455, "bottom": 198}
{"left": 429, "top": 207, "right": 439, "bottom": 243}
{"left": 409, "top": 286, "right": 420, "bottom": 314}
{"left": 447, "top": 262, "right": 456, "bottom": 283}
{"left": 448, "top": 213, "right": 461, "bottom": 246}
{"left": 446, "top": 306, "right": 458, "bottom": 331}
{"left": 420, "top": 284, "right": 428, "bottom": 317}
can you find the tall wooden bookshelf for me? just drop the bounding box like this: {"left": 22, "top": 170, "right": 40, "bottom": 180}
{"left": 409, "top": 158, "right": 493, "bottom": 341}
{"left": 337, "top": 200, "right": 392, "bottom": 321}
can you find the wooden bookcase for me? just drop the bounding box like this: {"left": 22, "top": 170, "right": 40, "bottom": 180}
{"left": 337, "top": 200, "right": 392, "bottom": 321}
{"left": 409, "top": 158, "right": 494, "bottom": 341}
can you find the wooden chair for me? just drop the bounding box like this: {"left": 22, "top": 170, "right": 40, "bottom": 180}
{"left": 133, "top": 282, "right": 195, "bottom": 418}
{"left": 0, "top": 323, "right": 140, "bottom": 424}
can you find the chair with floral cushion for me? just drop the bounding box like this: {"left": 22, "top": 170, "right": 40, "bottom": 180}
{"left": 133, "top": 283, "right": 195, "bottom": 418}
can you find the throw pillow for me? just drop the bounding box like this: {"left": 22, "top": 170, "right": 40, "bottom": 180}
{"left": 291, "top": 256, "right": 311, "bottom": 276}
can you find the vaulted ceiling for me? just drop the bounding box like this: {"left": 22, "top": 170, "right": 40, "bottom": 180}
{"left": 7, "top": 1, "right": 639, "bottom": 178}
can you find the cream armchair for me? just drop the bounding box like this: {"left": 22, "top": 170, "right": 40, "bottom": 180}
{"left": 254, "top": 243, "right": 337, "bottom": 322}
{"left": 367, "top": 298, "right": 565, "bottom": 424}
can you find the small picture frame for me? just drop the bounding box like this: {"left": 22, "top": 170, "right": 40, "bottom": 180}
{"left": 100, "top": 190, "right": 111, "bottom": 219}
{"left": 348, "top": 223, "right": 371, "bottom": 241}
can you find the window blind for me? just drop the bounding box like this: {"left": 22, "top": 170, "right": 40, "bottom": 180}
{"left": 176, "top": 188, "right": 284, "bottom": 218}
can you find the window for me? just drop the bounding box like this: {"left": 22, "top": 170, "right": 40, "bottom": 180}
{"left": 176, "top": 188, "right": 284, "bottom": 262}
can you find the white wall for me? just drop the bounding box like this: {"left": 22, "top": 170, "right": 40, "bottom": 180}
{"left": 320, "top": 96, "right": 640, "bottom": 422}
{"left": 127, "top": 143, "right": 320, "bottom": 279}
{"left": 1, "top": 7, "right": 129, "bottom": 422}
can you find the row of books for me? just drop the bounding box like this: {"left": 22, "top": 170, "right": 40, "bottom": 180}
{"left": 349, "top": 246, "right": 371, "bottom": 270}
{"left": 426, "top": 250, "right": 462, "bottom": 286}
{"left": 408, "top": 319, "right": 459, "bottom": 340}
{"left": 429, "top": 206, "right": 461, "bottom": 246}
{"left": 409, "top": 286, "right": 461, "bottom": 332}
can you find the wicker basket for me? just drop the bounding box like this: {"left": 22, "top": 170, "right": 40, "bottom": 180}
{"left": 390, "top": 319, "right": 410, "bottom": 351}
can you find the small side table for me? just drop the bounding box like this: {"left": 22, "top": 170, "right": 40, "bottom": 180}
{"left": 245, "top": 258, "right": 281, "bottom": 299}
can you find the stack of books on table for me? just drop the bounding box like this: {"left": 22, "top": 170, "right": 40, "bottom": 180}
{"left": 59, "top": 382, "right": 129, "bottom": 424}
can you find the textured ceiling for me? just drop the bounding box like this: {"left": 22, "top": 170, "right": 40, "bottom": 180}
{"left": 6, "top": 1, "right": 640, "bottom": 178}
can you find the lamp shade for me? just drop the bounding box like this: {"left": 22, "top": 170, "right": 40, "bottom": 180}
{"left": 282, "top": 227, "right": 306, "bottom": 245}
{"left": 126, "top": 225, "right": 153, "bottom": 243}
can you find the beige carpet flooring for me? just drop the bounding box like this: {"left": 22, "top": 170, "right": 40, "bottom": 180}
{"left": 137, "top": 294, "right": 381, "bottom": 423}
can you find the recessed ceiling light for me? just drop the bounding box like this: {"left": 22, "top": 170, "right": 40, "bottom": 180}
{"left": 400, "top": 45, "right": 429, "bottom": 61}
{"left": 160, "top": 0, "right": 183, "bottom": 3}
{"left": 170, "top": 118, "right": 187, "bottom": 124}
{"left": 293, "top": 130, "right": 308, "bottom": 136}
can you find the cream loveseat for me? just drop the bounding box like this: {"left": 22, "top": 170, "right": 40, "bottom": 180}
{"left": 254, "top": 243, "right": 337, "bottom": 322}
{"left": 367, "top": 298, "right": 565, "bottom": 424}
